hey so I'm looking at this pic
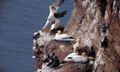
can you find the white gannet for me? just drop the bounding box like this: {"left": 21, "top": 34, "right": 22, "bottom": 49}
{"left": 64, "top": 47, "right": 88, "bottom": 63}
{"left": 73, "top": 38, "right": 80, "bottom": 48}
{"left": 43, "top": 0, "right": 65, "bottom": 29}
{"left": 64, "top": 52, "right": 88, "bottom": 63}
{"left": 55, "top": 30, "right": 74, "bottom": 41}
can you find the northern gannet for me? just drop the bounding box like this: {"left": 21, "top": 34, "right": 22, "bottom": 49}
{"left": 55, "top": 30, "right": 74, "bottom": 41}
{"left": 73, "top": 38, "right": 80, "bottom": 48}
{"left": 43, "top": 0, "right": 65, "bottom": 29}
{"left": 64, "top": 51, "right": 88, "bottom": 63}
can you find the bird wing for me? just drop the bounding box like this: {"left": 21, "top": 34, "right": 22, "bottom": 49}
{"left": 59, "top": 34, "right": 71, "bottom": 38}
{"left": 56, "top": 34, "right": 74, "bottom": 41}
{"left": 72, "top": 56, "right": 84, "bottom": 62}
{"left": 52, "top": 0, "right": 65, "bottom": 10}
{"left": 43, "top": 15, "right": 56, "bottom": 29}
{"left": 65, "top": 53, "right": 77, "bottom": 58}
{"left": 54, "top": 10, "right": 67, "bottom": 18}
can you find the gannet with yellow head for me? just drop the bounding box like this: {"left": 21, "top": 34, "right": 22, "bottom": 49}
{"left": 43, "top": 5, "right": 57, "bottom": 29}
{"left": 73, "top": 38, "right": 80, "bottom": 48}
{"left": 43, "top": 0, "right": 65, "bottom": 29}
{"left": 55, "top": 30, "right": 74, "bottom": 41}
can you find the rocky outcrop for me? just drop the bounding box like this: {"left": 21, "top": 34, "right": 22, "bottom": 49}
{"left": 33, "top": 0, "right": 120, "bottom": 72}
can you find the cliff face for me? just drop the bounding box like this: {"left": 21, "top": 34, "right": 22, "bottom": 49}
{"left": 65, "top": 0, "right": 120, "bottom": 71}
{"left": 33, "top": 0, "right": 120, "bottom": 72}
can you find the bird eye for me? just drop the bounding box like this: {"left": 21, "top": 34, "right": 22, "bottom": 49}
{"left": 68, "top": 57, "right": 72, "bottom": 59}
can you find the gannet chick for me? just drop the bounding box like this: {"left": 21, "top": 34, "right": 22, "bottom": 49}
{"left": 55, "top": 30, "right": 74, "bottom": 41}
{"left": 43, "top": 0, "right": 65, "bottom": 29}
{"left": 64, "top": 51, "right": 88, "bottom": 63}
{"left": 73, "top": 38, "right": 80, "bottom": 48}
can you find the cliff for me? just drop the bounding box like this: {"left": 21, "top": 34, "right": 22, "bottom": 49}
{"left": 33, "top": 0, "right": 120, "bottom": 72}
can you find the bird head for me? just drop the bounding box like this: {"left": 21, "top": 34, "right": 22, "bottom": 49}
{"left": 49, "top": 5, "right": 56, "bottom": 13}
{"left": 49, "top": 5, "right": 54, "bottom": 10}
{"left": 77, "top": 38, "right": 80, "bottom": 44}
{"left": 57, "top": 30, "right": 62, "bottom": 35}
{"left": 73, "top": 46, "right": 77, "bottom": 53}
{"left": 81, "top": 52, "right": 87, "bottom": 57}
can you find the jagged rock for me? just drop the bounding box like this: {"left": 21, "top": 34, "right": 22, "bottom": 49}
{"left": 33, "top": 0, "right": 120, "bottom": 72}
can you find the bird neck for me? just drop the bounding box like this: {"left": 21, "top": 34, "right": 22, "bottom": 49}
{"left": 50, "top": 9, "right": 56, "bottom": 15}
{"left": 77, "top": 42, "right": 80, "bottom": 44}
{"left": 73, "top": 47, "right": 77, "bottom": 53}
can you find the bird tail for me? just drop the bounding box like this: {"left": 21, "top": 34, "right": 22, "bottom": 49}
{"left": 54, "top": 10, "right": 67, "bottom": 18}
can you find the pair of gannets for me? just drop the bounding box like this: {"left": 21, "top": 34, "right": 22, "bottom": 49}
{"left": 64, "top": 47, "right": 88, "bottom": 63}
{"left": 55, "top": 30, "right": 74, "bottom": 41}
{"left": 43, "top": 0, "right": 67, "bottom": 31}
